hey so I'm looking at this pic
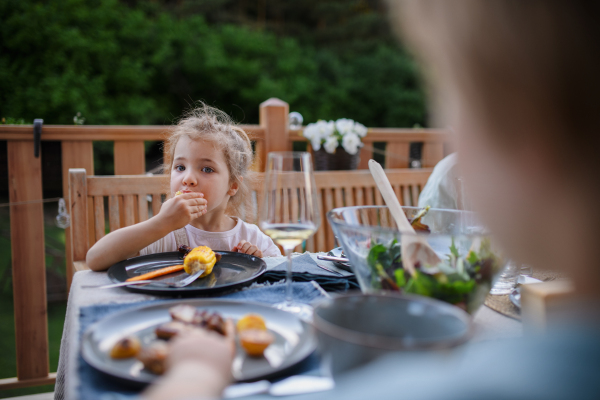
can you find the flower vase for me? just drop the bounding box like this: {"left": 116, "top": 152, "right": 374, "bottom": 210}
{"left": 313, "top": 148, "right": 360, "bottom": 171}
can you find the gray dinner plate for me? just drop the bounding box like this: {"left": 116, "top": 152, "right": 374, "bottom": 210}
{"left": 107, "top": 251, "right": 267, "bottom": 296}
{"left": 81, "top": 299, "right": 317, "bottom": 385}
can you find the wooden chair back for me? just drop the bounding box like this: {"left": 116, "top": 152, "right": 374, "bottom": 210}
{"left": 69, "top": 168, "right": 432, "bottom": 271}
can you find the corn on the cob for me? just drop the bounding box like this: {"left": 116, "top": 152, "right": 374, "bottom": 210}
{"left": 183, "top": 246, "right": 217, "bottom": 277}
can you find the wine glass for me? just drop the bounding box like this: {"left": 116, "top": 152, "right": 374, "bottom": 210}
{"left": 260, "top": 152, "right": 320, "bottom": 320}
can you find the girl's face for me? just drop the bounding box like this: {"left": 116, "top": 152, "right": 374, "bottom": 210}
{"left": 170, "top": 135, "right": 238, "bottom": 215}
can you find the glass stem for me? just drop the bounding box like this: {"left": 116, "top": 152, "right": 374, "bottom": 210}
{"left": 284, "top": 246, "right": 294, "bottom": 306}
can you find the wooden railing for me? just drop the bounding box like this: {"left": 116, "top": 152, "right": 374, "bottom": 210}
{"left": 0, "top": 97, "right": 452, "bottom": 389}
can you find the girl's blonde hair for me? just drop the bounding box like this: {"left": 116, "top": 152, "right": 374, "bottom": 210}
{"left": 163, "top": 103, "right": 254, "bottom": 217}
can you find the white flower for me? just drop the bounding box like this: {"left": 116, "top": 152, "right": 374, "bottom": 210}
{"left": 316, "top": 120, "right": 335, "bottom": 137}
{"left": 342, "top": 132, "right": 362, "bottom": 155}
{"left": 335, "top": 118, "right": 355, "bottom": 135}
{"left": 353, "top": 122, "right": 368, "bottom": 137}
{"left": 302, "top": 124, "right": 318, "bottom": 140}
{"left": 323, "top": 136, "right": 339, "bottom": 154}
{"left": 311, "top": 136, "right": 322, "bottom": 151}
{"left": 304, "top": 120, "right": 335, "bottom": 151}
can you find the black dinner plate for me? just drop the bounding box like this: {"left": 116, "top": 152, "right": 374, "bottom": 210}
{"left": 107, "top": 251, "right": 267, "bottom": 296}
{"left": 81, "top": 299, "right": 317, "bottom": 385}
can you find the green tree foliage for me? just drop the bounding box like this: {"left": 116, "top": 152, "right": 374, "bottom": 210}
{"left": 0, "top": 0, "right": 426, "bottom": 127}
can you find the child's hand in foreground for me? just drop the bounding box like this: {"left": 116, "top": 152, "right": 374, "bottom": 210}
{"left": 156, "top": 193, "right": 207, "bottom": 231}
{"left": 232, "top": 240, "right": 263, "bottom": 257}
{"left": 144, "top": 327, "right": 235, "bottom": 400}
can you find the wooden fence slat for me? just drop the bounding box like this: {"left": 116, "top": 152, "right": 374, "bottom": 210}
{"left": 123, "top": 195, "right": 135, "bottom": 226}
{"left": 70, "top": 169, "right": 89, "bottom": 265}
{"left": 152, "top": 194, "right": 162, "bottom": 217}
{"left": 402, "top": 186, "right": 411, "bottom": 207}
{"left": 355, "top": 187, "right": 364, "bottom": 206}
{"left": 324, "top": 189, "right": 335, "bottom": 250}
{"left": 138, "top": 193, "right": 149, "bottom": 222}
{"left": 109, "top": 195, "right": 120, "bottom": 231}
{"left": 114, "top": 141, "right": 146, "bottom": 175}
{"left": 344, "top": 187, "right": 354, "bottom": 207}
{"left": 282, "top": 188, "right": 290, "bottom": 222}
{"left": 87, "top": 196, "right": 96, "bottom": 250}
{"left": 314, "top": 189, "right": 326, "bottom": 252}
{"left": 394, "top": 184, "right": 402, "bottom": 205}
{"left": 374, "top": 189, "right": 384, "bottom": 206}
{"left": 365, "top": 186, "right": 375, "bottom": 205}
{"left": 94, "top": 196, "right": 105, "bottom": 242}
{"left": 411, "top": 184, "right": 420, "bottom": 206}
{"left": 7, "top": 141, "right": 49, "bottom": 380}
{"left": 334, "top": 188, "right": 344, "bottom": 209}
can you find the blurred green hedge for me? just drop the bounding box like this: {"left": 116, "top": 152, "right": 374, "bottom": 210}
{"left": 0, "top": 0, "right": 426, "bottom": 127}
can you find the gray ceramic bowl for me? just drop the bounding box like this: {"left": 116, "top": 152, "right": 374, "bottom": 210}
{"left": 313, "top": 293, "right": 472, "bottom": 375}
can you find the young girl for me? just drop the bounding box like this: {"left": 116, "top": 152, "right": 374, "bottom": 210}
{"left": 86, "top": 105, "right": 281, "bottom": 271}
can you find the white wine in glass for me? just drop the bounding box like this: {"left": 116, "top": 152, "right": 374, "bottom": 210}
{"left": 260, "top": 152, "right": 320, "bottom": 320}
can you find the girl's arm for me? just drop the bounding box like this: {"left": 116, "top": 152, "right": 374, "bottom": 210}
{"left": 86, "top": 193, "right": 207, "bottom": 271}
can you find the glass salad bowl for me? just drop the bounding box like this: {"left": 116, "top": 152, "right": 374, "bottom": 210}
{"left": 327, "top": 206, "right": 505, "bottom": 314}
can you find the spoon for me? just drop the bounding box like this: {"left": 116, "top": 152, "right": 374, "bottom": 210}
{"left": 368, "top": 159, "right": 441, "bottom": 275}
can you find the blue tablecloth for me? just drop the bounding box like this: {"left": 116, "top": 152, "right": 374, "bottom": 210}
{"left": 78, "top": 282, "right": 326, "bottom": 400}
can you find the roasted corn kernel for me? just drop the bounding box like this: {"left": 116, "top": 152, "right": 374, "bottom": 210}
{"left": 183, "top": 246, "right": 217, "bottom": 277}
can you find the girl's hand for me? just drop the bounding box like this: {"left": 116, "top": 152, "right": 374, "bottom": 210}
{"left": 232, "top": 240, "right": 263, "bottom": 257}
{"left": 156, "top": 193, "right": 207, "bottom": 231}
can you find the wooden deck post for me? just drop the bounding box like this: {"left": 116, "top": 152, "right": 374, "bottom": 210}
{"left": 7, "top": 140, "right": 49, "bottom": 381}
{"left": 259, "top": 98, "right": 289, "bottom": 170}
{"left": 69, "top": 169, "right": 89, "bottom": 275}
{"left": 62, "top": 142, "right": 94, "bottom": 289}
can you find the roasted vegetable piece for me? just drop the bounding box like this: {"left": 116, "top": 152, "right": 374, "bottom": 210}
{"left": 125, "top": 264, "right": 184, "bottom": 282}
{"left": 169, "top": 304, "right": 198, "bottom": 324}
{"left": 178, "top": 244, "right": 192, "bottom": 257}
{"left": 236, "top": 314, "right": 267, "bottom": 332}
{"left": 409, "top": 205, "right": 431, "bottom": 232}
{"left": 239, "top": 329, "right": 274, "bottom": 357}
{"left": 110, "top": 336, "right": 141, "bottom": 359}
{"left": 183, "top": 246, "right": 217, "bottom": 277}
{"left": 155, "top": 321, "right": 197, "bottom": 340}
{"left": 137, "top": 341, "right": 169, "bottom": 375}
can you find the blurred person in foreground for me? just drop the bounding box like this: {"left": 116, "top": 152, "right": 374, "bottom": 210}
{"left": 145, "top": 1, "right": 600, "bottom": 399}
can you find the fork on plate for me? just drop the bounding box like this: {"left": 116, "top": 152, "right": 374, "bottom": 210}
{"left": 82, "top": 269, "right": 204, "bottom": 290}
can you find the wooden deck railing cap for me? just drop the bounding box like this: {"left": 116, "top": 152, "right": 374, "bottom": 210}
{"left": 260, "top": 97, "right": 288, "bottom": 107}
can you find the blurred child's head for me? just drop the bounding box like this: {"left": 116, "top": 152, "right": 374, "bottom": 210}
{"left": 165, "top": 103, "right": 254, "bottom": 217}
{"left": 391, "top": 1, "right": 600, "bottom": 290}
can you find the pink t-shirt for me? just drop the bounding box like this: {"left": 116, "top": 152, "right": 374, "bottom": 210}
{"left": 140, "top": 218, "right": 281, "bottom": 257}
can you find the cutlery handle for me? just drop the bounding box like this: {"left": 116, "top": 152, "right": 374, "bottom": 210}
{"left": 81, "top": 280, "right": 154, "bottom": 289}
{"left": 315, "top": 263, "right": 344, "bottom": 276}
{"left": 317, "top": 255, "right": 349, "bottom": 263}
{"left": 368, "top": 160, "right": 415, "bottom": 233}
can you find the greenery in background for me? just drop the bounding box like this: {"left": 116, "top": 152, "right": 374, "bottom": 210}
{"left": 0, "top": 0, "right": 427, "bottom": 128}
{"left": 0, "top": 295, "right": 65, "bottom": 398}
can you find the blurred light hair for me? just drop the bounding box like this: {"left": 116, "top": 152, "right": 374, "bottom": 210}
{"left": 164, "top": 103, "right": 254, "bottom": 217}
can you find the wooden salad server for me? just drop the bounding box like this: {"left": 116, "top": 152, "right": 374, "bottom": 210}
{"left": 368, "top": 159, "right": 441, "bottom": 275}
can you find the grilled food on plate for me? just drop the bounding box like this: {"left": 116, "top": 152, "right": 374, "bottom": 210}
{"left": 183, "top": 246, "right": 218, "bottom": 277}
{"left": 107, "top": 304, "right": 273, "bottom": 375}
